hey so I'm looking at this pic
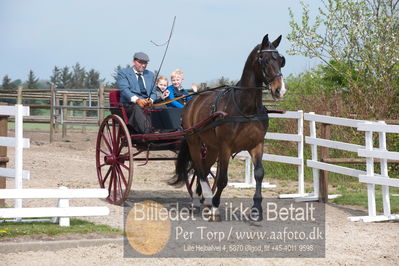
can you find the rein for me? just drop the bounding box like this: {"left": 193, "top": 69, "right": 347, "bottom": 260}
{"left": 185, "top": 113, "right": 269, "bottom": 137}
{"left": 152, "top": 85, "right": 269, "bottom": 108}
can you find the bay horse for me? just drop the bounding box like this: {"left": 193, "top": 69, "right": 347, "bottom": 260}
{"left": 169, "top": 34, "right": 286, "bottom": 221}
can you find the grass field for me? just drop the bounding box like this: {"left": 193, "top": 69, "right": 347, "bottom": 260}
{"left": 0, "top": 218, "right": 122, "bottom": 238}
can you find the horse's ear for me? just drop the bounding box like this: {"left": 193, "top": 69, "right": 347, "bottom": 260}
{"left": 272, "top": 35, "right": 282, "bottom": 48}
{"left": 261, "top": 34, "right": 269, "bottom": 48}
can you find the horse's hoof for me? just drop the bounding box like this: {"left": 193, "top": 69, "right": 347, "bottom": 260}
{"left": 250, "top": 208, "right": 263, "bottom": 221}
{"left": 191, "top": 198, "right": 201, "bottom": 214}
{"left": 251, "top": 215, "right": 263, "bottom": 222}
{"left": 202, "top": 206, "right": 221, "bottom": 221}
{"left": 202, "top": 204, "right": 211, "bottom": 211}
{"left": 208, "top": 214, "right": 221, "bottom": 222}
{"left": 190, "top": 205, "right": 201, "bottom": 214}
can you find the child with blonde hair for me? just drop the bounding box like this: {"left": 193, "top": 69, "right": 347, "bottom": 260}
{"left": 153, "top": 75, "right": 170, "bottom": 104}
{"left": 167, "top": 69, "right": 197, "bottom": 108}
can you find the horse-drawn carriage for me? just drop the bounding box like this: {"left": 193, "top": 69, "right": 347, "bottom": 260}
{"left": 95, "top": 90, "right": 224, "bottom": 205}
{"left": 95, "top": 34, "right": 286, "bottom": 220}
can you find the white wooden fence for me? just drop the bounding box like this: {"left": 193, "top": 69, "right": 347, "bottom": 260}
{"left": 0, "top": 105, "right": 30, "bottom": 210}
{"left": 231, "top": 111, "right": 399, "bottom": 222}
{"left": 0, "top": 105, "right": 109, "bottom": 226}
{"left": 0, "top": 187, "right": 110, "bottom": 226}
{"left": 299, "top": 112, "right": 361, "bottom": 201}
{"left": 347, "top": 121, "right": 399, "bottom": 222}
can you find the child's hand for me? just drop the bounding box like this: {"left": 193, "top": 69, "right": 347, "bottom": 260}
{"left": 162, "top": 90, "right": 170, "bottom": 100}
{"left": 191, "top": 83, "right": 198, "bottom": 92}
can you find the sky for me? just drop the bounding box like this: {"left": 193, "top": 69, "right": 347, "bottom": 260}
{"left": 0, "top": 0, "right": 320, "bottom": 87}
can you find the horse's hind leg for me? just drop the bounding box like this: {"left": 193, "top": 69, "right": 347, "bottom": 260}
{"left": 211, "top": 147, "right": 230, "bottom": 221}
{"left": 186, "top": 137, "right": 213, "bottom": 207}
{"left": 250, "top": 143, "right": 265, "bottom": 221}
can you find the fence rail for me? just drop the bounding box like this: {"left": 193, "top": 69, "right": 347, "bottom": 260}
{"left": 0, "top": 86, "right": 111, "bottom": 142}
{"left": 0, "top": 187, "right": 110, "bottom": 226}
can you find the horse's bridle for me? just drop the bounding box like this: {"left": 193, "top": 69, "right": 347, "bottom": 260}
{"left": 257, "top": 49, "right": 285, "bottom": 86}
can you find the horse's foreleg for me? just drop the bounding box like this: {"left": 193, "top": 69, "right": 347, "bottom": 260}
{"left": 250, "top": 144, "right": 265, "bottom": 221}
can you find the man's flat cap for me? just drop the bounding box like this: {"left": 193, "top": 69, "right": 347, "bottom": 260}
{"left": 133, "top": 52, "right": 149, "bottom": 62}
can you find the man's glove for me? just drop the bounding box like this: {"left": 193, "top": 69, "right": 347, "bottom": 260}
{"left": 136, "top": 98, "right": 147, "bottom": 108}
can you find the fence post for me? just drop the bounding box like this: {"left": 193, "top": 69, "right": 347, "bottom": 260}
{"left": 82, "top": 99, "right": 87, "bottom": 134}
{"left": 364, "top": 122, "right": 376, "bottom": 217}
{"left": 50, "top": 85, "right": 55, "bottom": 143}
{"left": 245, "top": 157, "right": 254, "bottom": 185}
{"left": 98, "top": 84, "right": 105, "bottom": 126}
{"left": 378, "top": 121, "right": 390, "bottom": 216}
{"left": 62, "top": 94, "right": 67, "bottom": 138}
{"left": 17, "top": 85, "right": 23, "bottom": 105}
{"left": 15, "top": 104, "right": 24, "bottom": 219}
{"left": 0, "top": 103, "right": 9, "bottom": 207}
{"left": 309, "top": 112, "right": 320, "bottom": 197}
{"left": 55, "top": 92, "right": 60, "bottom": 132}
{"left": 319, "top": 111, "right": 331, "bottom": 203}
{"left": 58, "top": 186, "right": 70, "bottom": 227}
{"left": 297, "top": 110, "right": 304, "bottom": 195}
{"left": 69, "top": 100, "right": 74, "bottom": 118}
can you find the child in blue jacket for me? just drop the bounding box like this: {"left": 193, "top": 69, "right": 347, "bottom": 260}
{"left": 167, "top": 69, "right": 197, "bottom": 108}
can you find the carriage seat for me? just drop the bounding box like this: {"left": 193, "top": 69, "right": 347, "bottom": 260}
{"left": 108, "top": 90, "right": 182, "bottom": 132}
{"left": 109, "top": 90, "right": 121, "bottom": 108}
{"left": 109, "top": 90, "right": 129, "bottom": 124}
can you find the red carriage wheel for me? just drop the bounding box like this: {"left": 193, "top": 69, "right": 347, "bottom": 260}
{"left": 96, "top": 114, "right": 133, "bottom": 205}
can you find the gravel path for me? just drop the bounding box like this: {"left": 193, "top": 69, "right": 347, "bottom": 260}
{"left": 2, "top": 130, "right": 399, "bottom": 265}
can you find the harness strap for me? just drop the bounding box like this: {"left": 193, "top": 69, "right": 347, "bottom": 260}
{"left": 211, "top": 87, "right": 232, "bottom": 113}
{"left": 185, "top": 113, "right": 269, "bottom": 137}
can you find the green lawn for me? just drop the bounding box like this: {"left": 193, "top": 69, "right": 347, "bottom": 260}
{"left": 0, "top": 218, "right": 122, "bottom": 238}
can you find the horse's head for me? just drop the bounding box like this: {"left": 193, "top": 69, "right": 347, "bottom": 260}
{"left": 255, "top": 34, "right": 286, "bottom": 99}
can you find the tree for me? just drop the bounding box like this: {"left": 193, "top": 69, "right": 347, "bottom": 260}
{"left": 85, "top": 69, "right": 102, "bottom": 88}
{"left": 2, "top": 75, "right": 12, "bottom": 90}
{"left": 60, "top": 66, "right": 72, "bottom": 88}
{"left": 71, "top": 63, "right": 86, "bottom": 88}
{"left": 110, "top": 65, "right": 128, "bottom": 88}
{"left": 216, "top": 76, "right": 236, "bottom": 86}
{"left": 49, "top": 66, "right": 62, "bottom": 88}
{"left": 26, "top": 70, "right": 39, "bottom": 89}
{"left": 1, "top": 75, "right": 20, "bottom": 90}
{"left": 287, "top": 0, "right": 399, "bottom": 118}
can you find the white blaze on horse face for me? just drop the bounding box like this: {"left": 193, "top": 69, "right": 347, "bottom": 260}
{"left": 280, "top": 78, "right": 286, "bottom": 98}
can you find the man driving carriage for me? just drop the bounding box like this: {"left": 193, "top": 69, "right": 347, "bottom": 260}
{"left": 116, "top": 52, "right": 182, "bottom": 134}
{"left": 117, "top": 52, "right": 157, "bottom": 134}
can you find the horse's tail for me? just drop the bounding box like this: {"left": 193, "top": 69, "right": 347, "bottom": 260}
{"left": 168, "top": 138, "right": 191, "bottom": 187}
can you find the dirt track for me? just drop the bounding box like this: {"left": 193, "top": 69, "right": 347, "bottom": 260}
{"left": 2, "top": 130, "right": 399, "bottom": 265}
